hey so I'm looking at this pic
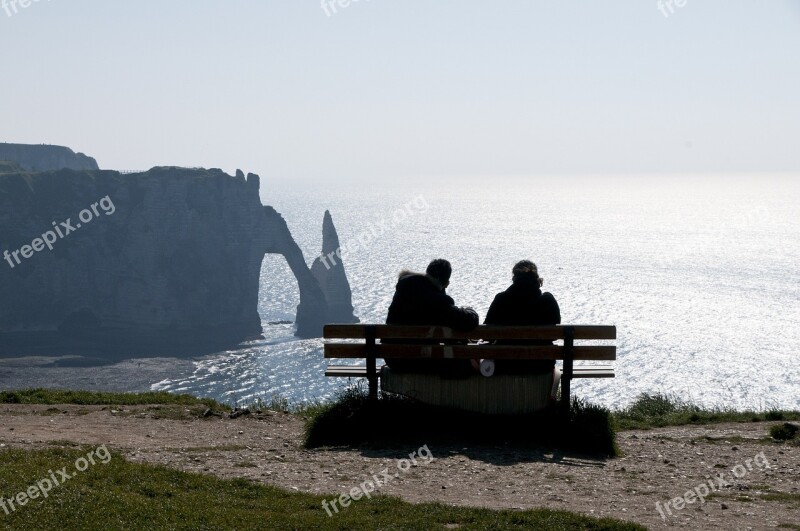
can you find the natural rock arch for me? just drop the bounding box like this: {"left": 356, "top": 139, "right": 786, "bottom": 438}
{"left": 261, "top": 205, "right": 358, "bottom": 337}
{"left": 262, "top": 206, "right": 331, "bottom": 337}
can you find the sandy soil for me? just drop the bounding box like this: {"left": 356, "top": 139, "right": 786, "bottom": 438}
{"left": 0, "top": 404, "right": 798, "bottom": 530}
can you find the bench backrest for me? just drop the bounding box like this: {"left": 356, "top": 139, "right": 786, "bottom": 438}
{"left": 323, "top": 324, "right": 616, "bottom": 361}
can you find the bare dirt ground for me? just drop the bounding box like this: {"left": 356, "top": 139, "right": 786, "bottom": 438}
{"left": 1, "top": 404, "right": 798, "bottom": 530}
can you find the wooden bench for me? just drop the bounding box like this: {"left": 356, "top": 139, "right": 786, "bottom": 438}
{"left": 323, "top": 324, "right": 616, "bottom": 413}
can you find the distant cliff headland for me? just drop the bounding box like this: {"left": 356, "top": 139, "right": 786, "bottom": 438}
{"left": 0, "top": 143, "right": 99, "bottom": 172}
{"left": 0, "top": 143, "right": 357, "bottom": 357}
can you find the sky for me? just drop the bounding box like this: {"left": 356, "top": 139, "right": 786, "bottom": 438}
{"left": 1, "top": 1, "right": 799, "bottom": 186}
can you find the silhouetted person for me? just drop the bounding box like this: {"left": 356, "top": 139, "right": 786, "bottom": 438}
{"left": 385, "top": 259, "right": 479, "bottom": 377}
{"left": 484, "top": 260, "right": 561, "bottom": 374}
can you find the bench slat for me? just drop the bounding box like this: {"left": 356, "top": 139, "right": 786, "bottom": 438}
{"left": 325, "top": 364, "right": 614, "bottom": 378}
{"left": 325, "top": 366, "right": 374, "bottom": 377}
{"left": 324, "top": 344, "right": 616, "bottom": 361}
{"left": 573, "top": 366, "right": 615, "bottom": 378}
{"left": 324, "top": 324, "right": 616, "bottom": 341}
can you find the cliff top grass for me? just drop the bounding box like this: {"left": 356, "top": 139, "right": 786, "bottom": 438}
{"left": 0, "top": 389, "right": 226, "bottom": 410}
{"left": 4, "top": 388, "right": 798, "bottom": 452}
{"left": 612, "top": 392, "right": 800, "bottom": 430}
{"left": 0, "top": 447, "right": 644, "bottom": 530}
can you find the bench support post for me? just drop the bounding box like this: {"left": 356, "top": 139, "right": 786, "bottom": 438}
{"left": 365, "top": 325, "right": 378, "bottom": 401}
{"left": 561, "top": 326, "right": 575, "bottom": 416}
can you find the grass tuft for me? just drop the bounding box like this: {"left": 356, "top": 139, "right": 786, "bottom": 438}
{"left": 228, "top": 392, "right": 329, "bottom": 418}
{"left": 769, "top": 423, "right": 800, "bottom": 441}
{"left": 612, "top": 393, "right": 800, "bottom": 431}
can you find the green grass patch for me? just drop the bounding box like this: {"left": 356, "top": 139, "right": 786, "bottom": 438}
{"left": 761, "top": 491, "right": 800, "bottom": 506}
{"left": 5, "top": 388, "right": 798, "bottom": 443}
{"left": 231, "top": 393, "right": 329, "bottom": 418}
{"left": 612, "top": 393, "right": 800, "bottom": 431}
{"left": 304, "top": 387, "right": 618, "bottom": 457}
{"left": 0, "top": 447, "right": 643, "bottom": 530}
{"left": 690, "top": 435, "right": 773, "bottom": 446}
{"left": 769, "top": 423, "right": 800, "bottom": 441}
{"left": 0, "top": 389, "right": 226, "bottom": 410}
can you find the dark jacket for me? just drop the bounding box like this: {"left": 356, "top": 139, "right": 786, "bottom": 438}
{"left": 384, "top": 272, "right": 479, "bottom": 375}
{"left": 484, "top": 278, "right": 561, "bottom": 373}
{"left": 387, "top": 272, "right": 479, "bottom": 330}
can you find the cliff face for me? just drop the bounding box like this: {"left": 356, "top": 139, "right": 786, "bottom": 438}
{"left": 0, "top": 143, "right": 99, "bottom": 172}
{"left": 0, "top": 161, "right": 24, "bottom": 173}
{"left": 0, "top": 166, "right": 357, "bottom": 356}
{"left": 0, "top": 168, "right": 266, "bottom": 354}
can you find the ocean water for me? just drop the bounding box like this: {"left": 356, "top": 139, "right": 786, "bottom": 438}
{"left": 151, "top": 175, "right": 799, "bottom": 410}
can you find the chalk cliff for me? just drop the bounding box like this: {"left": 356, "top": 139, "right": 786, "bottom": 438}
{"left": 0, "top": 143, "right": 99, "bottom": 172}
{"left": 0, "top": 164, "right": 357, "bottom": 356}
{"left": 311, "top": 211, "right": 359, "bottom": 324}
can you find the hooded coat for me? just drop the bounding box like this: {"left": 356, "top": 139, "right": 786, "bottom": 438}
{"left": 384, "top": 271, "right": 479, "bottom": 375}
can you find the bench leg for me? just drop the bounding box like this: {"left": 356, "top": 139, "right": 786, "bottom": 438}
{"left": 366, "top": 326, "right": 378, "bottom": 401}
{"left": 561, "top": 327, "right": 575, "bottom": 417}
{"left": 561, "top": 371, "right": 571, "bottom": 416}
{"left": 367, "top": 353, "right": 377, "bottom": 400}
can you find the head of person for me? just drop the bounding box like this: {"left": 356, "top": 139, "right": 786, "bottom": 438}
{"left": 426, "top": 258, "right": 452, "bottom": 290}
{"left": 512, "top": 260, "right": 543, "bottom": 287}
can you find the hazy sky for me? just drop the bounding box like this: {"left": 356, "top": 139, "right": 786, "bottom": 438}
{"left": 2, "top": 1, "right": 799, "bottom": 184}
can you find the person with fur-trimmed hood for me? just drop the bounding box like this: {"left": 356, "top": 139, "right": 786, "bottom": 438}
{"left": 384, "top": 258, "right": 479, "bottom": 376}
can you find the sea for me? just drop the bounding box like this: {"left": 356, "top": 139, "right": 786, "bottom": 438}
{"left": 4, "top": 175, "right": 799, "bottom": 411}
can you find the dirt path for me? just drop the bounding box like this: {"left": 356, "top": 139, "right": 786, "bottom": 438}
{"left": 1, "top": 404, "right": 798, "bottom": 529}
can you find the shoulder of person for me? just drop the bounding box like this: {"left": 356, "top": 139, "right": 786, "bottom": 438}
{"left": 485, "top": 290, "right": 508, "bottom": 310}
{"left": 396, "top": 271, "right": 425, "bottom": 288}
{"left": 494, "top": 288, "right": 513, "bottom": 300}
{"left": 397, "top": 270, "right": 422, "bottom": 281}
{"left": 540, "top": 291, "right": 558, "bottom": 302}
